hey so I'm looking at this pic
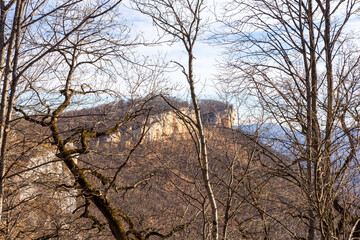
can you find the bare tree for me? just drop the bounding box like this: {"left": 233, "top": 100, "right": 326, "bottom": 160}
{"left": 0, "top": 0, "right": 187, "bottom": 239}
{"left": 133, "top": 0, "right": 220, "bottom": 239}
{"left": 218, "top": 0, "right": 360, "bottom": 239}
{"left": 0, "top": 0, "right": 126, "bottom": 224}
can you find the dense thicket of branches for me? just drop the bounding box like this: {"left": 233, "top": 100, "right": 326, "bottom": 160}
{"left": 218, "top": 0, "right": 360, "bottom": 239}
{"left": 0, "top": 0, "right": 360, "bottom": 239}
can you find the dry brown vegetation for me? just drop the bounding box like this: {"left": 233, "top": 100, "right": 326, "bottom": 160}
{"left": 0, "top": 0, "right": 359, "bottom": 239}
{"left": 0, "top": 99, "right": 308, "bottom": 239}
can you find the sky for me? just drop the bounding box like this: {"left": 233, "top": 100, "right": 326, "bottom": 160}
{"left": 118, "top": 0, "right": 227, "bottom": 99}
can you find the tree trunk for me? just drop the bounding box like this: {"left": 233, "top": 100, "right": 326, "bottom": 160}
{"left": 188, "top": 50, "right": 219, "bottom": 240}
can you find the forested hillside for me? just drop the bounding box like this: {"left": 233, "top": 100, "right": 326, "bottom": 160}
{"left": 5, "top": 98, "right": 301, "bottom": 239}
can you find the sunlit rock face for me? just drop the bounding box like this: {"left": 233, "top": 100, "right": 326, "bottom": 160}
{"left": 103, "top": 104, "right": 236, "bottom": 143}
{"left": 17, "top": 147, "right": 77, "bottom": 214}
{"left": 144, "top": 108, "right": 193, "bottom": 141}
{"left": 201, "top": 107, "right": 235, "bottom": 129}
{"left": 142, "top": 106, "right": 235, "bottom": 141}
{"left": 105, "top": 131, "right": 122, "bottom": 143}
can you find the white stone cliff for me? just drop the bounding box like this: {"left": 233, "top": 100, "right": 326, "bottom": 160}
{"left": 103, "top": 106, "right": 236, "bottom": 144}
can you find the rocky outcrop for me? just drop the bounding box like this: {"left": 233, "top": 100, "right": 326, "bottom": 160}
{"left": 201, "top": 107, "right": 235, "bottom": 128}
{"left": 144, "top": 108, "right": 192, "bottom": 141}
{"left": 102, "top": 104, "right": 236, "bottom": 144}
{"left": 16, "top": 146, "right": 77, "bottom": 214}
